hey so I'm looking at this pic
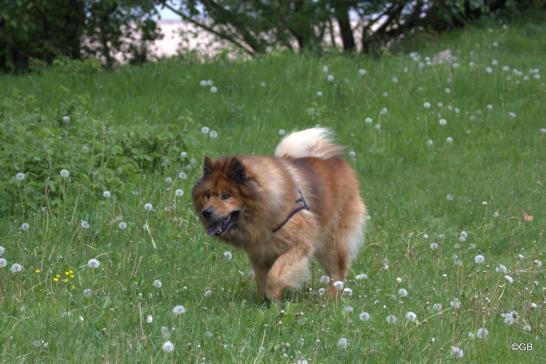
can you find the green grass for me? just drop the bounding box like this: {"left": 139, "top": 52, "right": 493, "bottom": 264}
{"left": 1, "top": 14, "right": 545, "bottom": 363}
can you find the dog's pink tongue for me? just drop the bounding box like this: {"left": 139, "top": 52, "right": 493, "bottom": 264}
{"left": 206, "top": 223, "right": 222, "bottom": 236}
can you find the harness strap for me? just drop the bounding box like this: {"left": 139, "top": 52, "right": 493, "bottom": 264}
{"left": 272, "top": 189, "right": 310, "bottom": 233}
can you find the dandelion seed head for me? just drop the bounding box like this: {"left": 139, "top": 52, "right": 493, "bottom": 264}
{"left": 162, "top": 340, "right": 174, "bottom": 353}
{"left": 103, "top": 190, "right": 111, "bottom": 198}
{"left": 172, "top": 305, "right": 186, "bottom": 315}
{"left": 504, "top": 275, "right": 514, "bottom": 284}
{"left": 432, "top": 303, "right": 443, "bottom": 312}
{"left": 450, "top": 298, "right": 461, "bottom": 309}
{"left": 0, "top": 258, "right": 7, "bottom": 268}
{"left": 319, "top": 275, "right": 330, "bottom": 284}
{"left": 16, "top": 172, "right": 25, "bottom": 181}
{"left": 60, "top": 169, "right": 70, "bottom": 178}
{"left": 474, "top": 255, "right": 485, "bottom": 264}
{"left": 451, "top": 346, "right": 464, "bottom": 359}
{"left": 87, "top": 259, "right": 100, "bottom": 269}
{"left": 365, "top": 117, "right": 373, "bottom": 124}
{"left": 476, "top": 327, "right": 489, "bottom": 339}
{"left": 210, "top": 86, "right": 218, "bottom": 93}
{"left": 359, "top": 312, "right": 370, "bottom": 321}
{"left": 424, "top": 102, "right": 431, "bottom": 109}
{"left": 83, "top": 288, "right": 93, "bottom": 297}
{"left": 355, "top": 273, "right": 368, "bottom": 280}
{"left": 327, "top": 74, "right": 334, "bottom": 82}
{"left": 178, "top": 172, "right": 187, "bottom": 180}
{"left": 209, "top": 130, "right": 218, "bottom": 138}
{"left": 146, "top": 314, "right": 153, "bottom": 323}
{"left": 337, "top": 337, "right": 349, "bottom": 349}
{"left": 223, "top": 251, "right": 232, "bottom": 260}
{"left": 405, "top": 311, "right": 417, "bottom": 321}
{"left": 386, "top": 315, "right": 397, "bottom": 324}
{"left": 21, "top": 222, "right": 29, "bottom": 231}
{"left": 430, "top": 242, "right": 439, "bottom": 250}
{"left": 175, "top": 189, "right": 184, "bottom": 197}
{"left": 343, "top": 287, "right": 353, "bottom": 296}
{"left": 118, "top": 221, "right": 127, "bottom": 230}
{"left": 201, "top": 126, "right": 210, "bottom": 134}
{"left": 333, "top": 280, "right": 344, "bottom": 291}
{"left": 144, "top": 203, "right": 153, "bottom": 211}
{"left": 153, "top": 279, "right": 162, "bottom": 289}
{"left": 398, "top": 288, "right": 408, "bottom": 298}
{"left": 10, "top": 263, "right": 23, "bottom": 273}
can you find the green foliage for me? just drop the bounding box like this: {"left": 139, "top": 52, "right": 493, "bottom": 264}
{"left": 0, "top": 91, "right": 191, "bottom": 216}
{"left": 0, "top": 0, "right": 160, "bottom": 72}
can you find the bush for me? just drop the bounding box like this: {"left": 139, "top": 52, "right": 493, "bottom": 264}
{"left": 0, "top": 107, "right": 191, "bottom": 217}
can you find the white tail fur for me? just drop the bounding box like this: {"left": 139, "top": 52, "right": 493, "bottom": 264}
{"left": 274, "top": 127, "right": 344, "bottom": 160}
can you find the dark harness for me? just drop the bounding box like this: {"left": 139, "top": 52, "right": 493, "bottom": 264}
{"left": 272, "top": 189, "right": 310, "bottom": 233}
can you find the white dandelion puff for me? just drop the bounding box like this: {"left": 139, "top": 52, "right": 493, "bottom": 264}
{"left": 144, "top": 203, "right": 153, "bottom": 211}
{"left": 446, "top": 136, "right": 453, "bottom": 143}
{"left": 343, "top": 306, "right": 354, "bottom": 313}
{"left": 476, "top": 327, "right": 489, "bottom": 339}
{"left": 451, "top": 346, "right": 464, "bottom": 359}
{"left": 365, "top": 117, "right": 373, "bottom": 124}
{"left": 355, "top": 273, "right": 368, "bottom": 280}
{"left": 210, "top": 86, "right": 218, "bottom": 93}
{"left": 359, "top": 312, "right": 370, "bottom": 321}
{"left": 386, "top": 315, "right": 397, "bottom": 324}
{"left": 209, "top": 130, "right": 218, "bottom": 138}
{"left": 432, "top": 303, "right": 443, "bottom": 312}
{"left": 118, "top": 221, "right": 127, "bottom": 230}
{"left": 337, "top": 337, "right": 349, "bottom": 349}
{"left": 103, "top": 190, "right": 111, "bottom": 198}
{"left": 178, "top": 172, "right": 187, "bottom": 180}
{"left": 10, "top": 263, "right": 23, "bottom": 273}
{"left": 405, "top": 312, "right": 417, "bottom": 322}
{"left": 223, "top": 251, "right": 232, "bottom": 260}
{"left": 153, "top": 279, "right": 162, "bottom": 289}
{"left": 87, "top": 259, "right": 100, "bottom": 269}
{"left": 0, "top": 258, "right": 7, "bottom": 268}
{"left": 172, "top": 305, "right": 186, "bottom": 315}
{"left": 333, "top": 280, "right": 344, "bottom": 291}
{"left": 83, "top": 288, "right": 93, "bottom": 297}
{"left": 319, "top": 275, "right": 330, "bottom": 284}
{"left": 327, "top": 74, "right": 334, "bottom": 82}
{"left": 450, "top": 298, "right": 461, "bottom": 309}
{"left": 398, "top": 288, "right": 408, "bottom": 298}
{"left": 201, "top": 126, "right": 210, "bottom": 134}
{"left": 16, "top": 172, "right": 25, "bottom": 181}
{"left": 162, "top": 340, "right": 174, "bottom": 353}
{"left": 423, "top": 102, "right": 431, "bottom": 109}
{"left": 20, "top": 222, "right": 29, "bottom": 231}
{"left": 343, "top": 287, "right": 353, "bottom": 296}
{"left": 358, "top": 69, "right": 368, "bottom": 76}
{"left": 60, "top": 169, "right": 70, "bottom": 178}
{"left": 146, "top": 314, "right": 153, "bottom": 324}
{"left": 504, "top": 275, "right": 514, "bottom": 284}
{"left": 430, "top": 242, "right": 439, "bottom": 250}
{"left": 474, "top": 255, "right": 485, "bottom": 264}
{"left": 175, "top": 189, "right": 184, "bottom": 197}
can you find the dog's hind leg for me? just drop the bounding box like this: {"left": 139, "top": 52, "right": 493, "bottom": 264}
{"left": 316, "top": 201, "right": 366, "bottom": 295}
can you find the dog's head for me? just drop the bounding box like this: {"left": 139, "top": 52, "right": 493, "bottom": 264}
{"left": 192, "top": 156, "right": 253, "bottom": 238}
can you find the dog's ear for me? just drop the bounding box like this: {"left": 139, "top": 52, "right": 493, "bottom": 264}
{"left": 229, "top": 158, "right": 248, "bottom": 183}
{"left": 203, "top": 157, "right": 213, "bottom": 177}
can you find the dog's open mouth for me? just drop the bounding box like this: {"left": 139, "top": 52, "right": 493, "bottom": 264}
{"left": 206, "top": 211, "right": 239, "bottom": 236}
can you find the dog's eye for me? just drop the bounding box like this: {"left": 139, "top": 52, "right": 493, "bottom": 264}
{"left": 204, "top": 191, "right": 211, "bottom": 199}
{"left": 220, "top": 193, "right": 231, "bottom": 200}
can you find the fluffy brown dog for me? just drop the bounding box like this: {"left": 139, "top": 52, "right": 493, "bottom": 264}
{"left": 192, "top": 128, "right": 367, "bottom": 301}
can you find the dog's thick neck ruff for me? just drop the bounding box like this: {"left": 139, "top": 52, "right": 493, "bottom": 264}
{"left": 272, "top": 189, "right": 310, "bottom": 233}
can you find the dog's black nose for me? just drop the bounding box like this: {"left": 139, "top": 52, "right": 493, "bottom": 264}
{"left": 201, "top": 208, "right": 213, "bottom": 219}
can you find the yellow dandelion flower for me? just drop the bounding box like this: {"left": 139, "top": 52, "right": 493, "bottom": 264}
{"left": 35, "top": 269, "right": 41, "bottom": 273}
{"left": 71, "top": 284, "right": 75, "bottom": 289}
{"left": 69, "top": 274, "right": 75, "bottom": 279}
{"left": 53, "top": 277, "right": 59, "bottom": 282}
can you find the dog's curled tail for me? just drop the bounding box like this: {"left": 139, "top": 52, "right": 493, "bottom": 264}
{"left": 274, "top": 127, "right": 344, "bottom": 160}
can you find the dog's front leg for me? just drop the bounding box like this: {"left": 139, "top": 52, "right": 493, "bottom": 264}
{"left": 249, "top": 258, "right": 271, "bottom": 302}
{"left": 265, "top": 248, "right": 311, "bottom": 302}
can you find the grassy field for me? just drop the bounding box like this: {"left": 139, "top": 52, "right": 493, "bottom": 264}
{"left": 0, "top": 14, "right": 545, "bottom": 363}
